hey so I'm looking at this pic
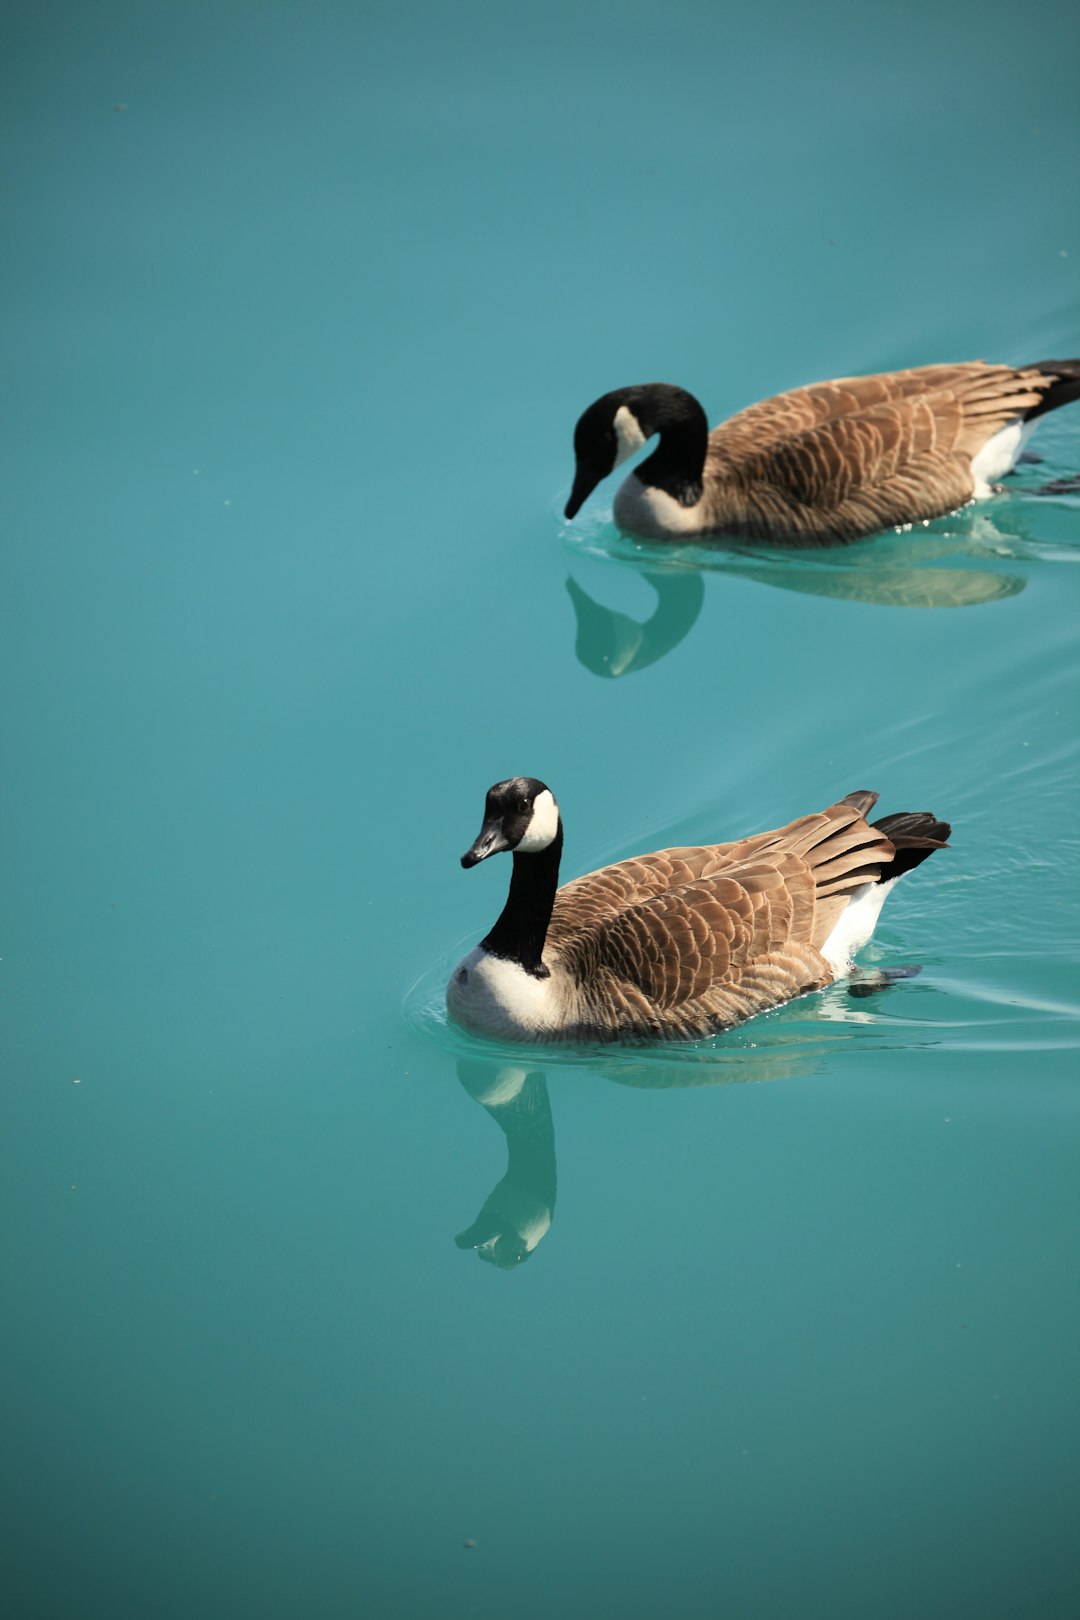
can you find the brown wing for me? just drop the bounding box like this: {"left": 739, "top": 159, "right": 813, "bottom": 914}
{"left": 546, "top": 849, "right": 720, "bottom": 948}
{"left": 552, "top": 795, "right": 899, "bottom": 1032}
{"left": 569, "top": 865, "right": 804, "bottom": 1011}
{"left": 708, "top": 362, "right": 1038, "bottom": 458}
{"left": 704, "top": 363, "right": 1051, "bottom": 544}
{"left": 548, "top": 796, "right": 889, "bottom": 949}
{"left": 546, "top": 816, "right": 855, "bottom": 948}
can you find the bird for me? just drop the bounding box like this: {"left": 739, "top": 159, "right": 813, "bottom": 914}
{"left": 564, "top": 360, "right": 1080, "bottom": 546}
{"left": 446, "top": 778, "right": 950, "bottom": 1043}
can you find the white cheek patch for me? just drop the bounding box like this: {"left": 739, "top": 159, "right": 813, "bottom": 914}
{"left": 613, "top": 404, "right": 648, "bottom": 468}
{"left": 515, "top": 788, "right": 560, "bottom": 853}
{"left": 520, "top": 1209, "right": 553, "bottom": 1251}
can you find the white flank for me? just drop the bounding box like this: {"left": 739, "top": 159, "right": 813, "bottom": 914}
{"left": 970, "top": 419, "right": 1034, "bottom": 497}
{"left": 819, "top": 876, "right": 899, "bottom": 975}
{"left": 612, "top": 404, "right": 648, "bottom": 467}
{"left": 447, "top": 946, "right": 560, "bottom": 1039}
{"left": 614, "top": 473, "right": 706, "bottom": 539}
{"left": 516, "top": 788, "right": 560, "bottom": 852}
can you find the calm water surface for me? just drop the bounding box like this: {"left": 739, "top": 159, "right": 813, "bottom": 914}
{"left": 3, "top": 2, "right": 1079, "bottom": 1617}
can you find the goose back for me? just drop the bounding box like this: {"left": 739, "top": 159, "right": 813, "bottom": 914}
{"left": 595, "top": 360, "right": 1080, "bottom": 545}
{"left": 538, "top": 793, "right": 944, "bottom": 1041}
{"left": 697, "top": 362, "right": 1048, "bottom": 545}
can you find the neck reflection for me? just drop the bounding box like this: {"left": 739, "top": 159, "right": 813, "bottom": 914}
{"left": 454, "top": 1060, "right": 557, "bottom": 1270}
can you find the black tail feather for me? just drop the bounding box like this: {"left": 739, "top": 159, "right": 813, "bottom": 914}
{"left": 872, "top": 811, "right": 951, "bottom": 880}
{"left": 840, "top": 788, "right": 879, "bottom": 816}
{"left": 1027, "top": 358, "right": 1080, "bottom": 421}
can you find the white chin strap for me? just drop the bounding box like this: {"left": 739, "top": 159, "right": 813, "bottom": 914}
{"left": 612, "top": 404, "right": 648, "bottom": 468}
{"left": 515, "top": 789, "right": 560, "bottom": 852}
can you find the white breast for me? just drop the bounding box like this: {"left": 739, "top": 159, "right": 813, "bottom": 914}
{"left": 469, "top": 1065, "right": 530, "bottom": 1107}
{"left": 613, "top": 473, "right": 708, "bottom": 539}
{"left": 447, "top": 946, "right": 565, "bottom": 1039}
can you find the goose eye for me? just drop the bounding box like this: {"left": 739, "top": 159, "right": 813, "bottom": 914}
{"left": 517, "top": 797, "right": 529, "bottom": 814}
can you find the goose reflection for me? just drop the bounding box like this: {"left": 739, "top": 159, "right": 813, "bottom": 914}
{"left": 450, "top": 1010, "right": 877, "bottom": 1267}
{"left": 450, "top": 965, "right": 940, "bottom": 1267}
{"left": 565, "top": 512, "right": 1035, "bottom": 678}
{"left": 454, "top": 1060, "right": 557, "bottom": 1269}
{"left": 712, "top": 524, "right": 1026, "bottom": 610}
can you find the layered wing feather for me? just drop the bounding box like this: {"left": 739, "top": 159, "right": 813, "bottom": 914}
{"left": 703, "top": 362, "right": 1052, "bottom": 544}
{"left": 547, "top": 795, "right": 901, "bottom": 1037}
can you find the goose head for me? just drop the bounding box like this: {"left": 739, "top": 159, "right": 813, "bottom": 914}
{"left": 461, "top": 777, "right": 561, "bottom": 867}
{"left": 565, "top": 383, "right": 709, "bottom": 518}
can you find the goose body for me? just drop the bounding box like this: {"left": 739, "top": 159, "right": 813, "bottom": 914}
{"left": 565, "top": 360, "right": 1080, "bottom": 547}
{"left": 447, "top": 779, "right": 950, "bottom": 1044}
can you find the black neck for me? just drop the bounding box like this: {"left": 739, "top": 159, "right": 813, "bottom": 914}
{"left": 481, "top": 827, "right": 563, "bottom": 977}
{"left": 634, "top": 387, "right": 709, "bottom": 507}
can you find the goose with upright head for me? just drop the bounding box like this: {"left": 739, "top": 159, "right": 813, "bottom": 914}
{"left": 447, "top": 778, "right": 950, "bottom": 1044}
{"left": 565, "top": 360, "right": 1080, "bottom": 546}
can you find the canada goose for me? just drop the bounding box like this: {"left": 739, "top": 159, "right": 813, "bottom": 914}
{"left": 564, "top": 360, "right": 1080, "bottom": 546}
{"left": 447, "top": 779, "right": 950, "bottom": 1043}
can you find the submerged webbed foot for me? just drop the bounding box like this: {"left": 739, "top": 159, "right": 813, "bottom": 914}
{"left": 847, "top": 963, "right": 922, "bottom": 999}
{"left": 1031, "top": 474, "right": 1080, "bottom": 496}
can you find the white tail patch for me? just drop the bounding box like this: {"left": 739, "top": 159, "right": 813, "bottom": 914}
{"left": 970, "top": 419, "right": 1034, "bottom": 497}
{"left": 820, "top": 876, "right": 899, "bottom": 975}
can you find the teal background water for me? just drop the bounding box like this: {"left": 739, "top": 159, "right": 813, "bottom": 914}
{"left": 3, "top": 2, "right": 1079, "bottom": 1616}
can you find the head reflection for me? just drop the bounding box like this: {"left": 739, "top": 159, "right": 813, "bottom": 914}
{"left": 566, "top": 569, "right": 704, "bottom": 678}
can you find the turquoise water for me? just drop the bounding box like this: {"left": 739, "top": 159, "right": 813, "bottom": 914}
{"left": 3, "top": 2, "right": 1079, "bottom": 1616}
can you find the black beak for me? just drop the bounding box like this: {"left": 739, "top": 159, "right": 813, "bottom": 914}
{"left": 564, "top": 462, "right": 605, "bottom": 520}
{"left": 461, "top": 819, "right": 512, "bottom": 868}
